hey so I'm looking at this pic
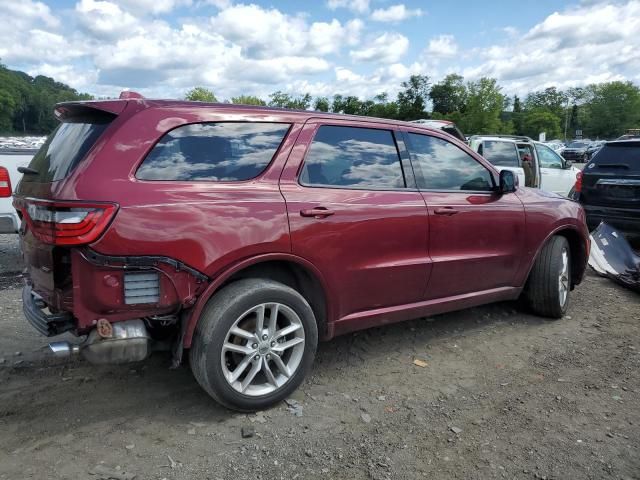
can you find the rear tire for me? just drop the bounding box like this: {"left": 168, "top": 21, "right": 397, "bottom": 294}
{"left": 523, "top": 236, "right": 571, "bottom": 319}
{"left": 190, "top": 278, "right": 318, "bottom": 411}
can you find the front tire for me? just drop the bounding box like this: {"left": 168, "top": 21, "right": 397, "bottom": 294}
{"left": 190, "top": 278, "right": 318, "bottom": 411}
{"left": 523, "top": 236, "right": 571, "bottom": 319}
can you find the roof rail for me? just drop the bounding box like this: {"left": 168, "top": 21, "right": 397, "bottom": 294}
{"left": 469, "top": 134, "right": 534, "bottom": 142}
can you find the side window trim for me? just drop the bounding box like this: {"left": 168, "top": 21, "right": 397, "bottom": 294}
{"left": 404, "top": 131, "right": 497, "bottom": 193}
{"left": 297, "top": 124, "right": 410, "bottom": 192}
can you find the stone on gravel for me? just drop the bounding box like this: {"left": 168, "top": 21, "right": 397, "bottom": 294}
{"left": 361, "top": 413, "right": 372, "bottom": 424}
{"left": 413, "top": 359, "right": 428, "bottom": 368}
{"left": 241, "top": 426, "right": 255, "bottom": 438}
{"left": 450, "top": 426, "right": 462, "bottom": 434}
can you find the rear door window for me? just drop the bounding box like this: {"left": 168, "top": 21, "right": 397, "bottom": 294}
{"left": 23, "top": 113, "right": 113, "bottom": 183}
{"left": 299, "top": 125, "right": 406, "bottom": 189}
{"left": 481, "top": 140, "right": 520, "bottom": 167}
{"left": 407, "top": 133, "right": 494, "bottom": 191}
{"left": 137, "top": 122, "right": 290, "bottom": 181}
{"left": 536, "top": 144, "right": 564, "bottom": 169}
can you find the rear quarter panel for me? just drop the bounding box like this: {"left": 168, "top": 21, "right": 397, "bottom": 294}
{"left": 64, "top": 105, "right": 304, "bottom": 275}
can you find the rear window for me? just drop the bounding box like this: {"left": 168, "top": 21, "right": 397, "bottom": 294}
{"left": 480, "top": 141, "right": 519, "bottom": 167}
{"left": 136, "top": 122, "right": 290, "bottom": 181}
{"left": 588, "top": 143, "right": 640, "bottom": 172}
{"left": 24, "top": 113, "right": 113, "bottom": 182}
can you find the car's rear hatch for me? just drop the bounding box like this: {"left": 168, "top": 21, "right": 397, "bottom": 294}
{"left": 580, "top": 141, "right": 640, "bottom": 209}
{"left": 14, "top": 101, "right": 124, "bottom": 306}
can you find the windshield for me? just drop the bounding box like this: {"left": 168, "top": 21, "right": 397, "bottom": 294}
{"left": 568, "top": 142, "right": 588, "bottom": 148}
{"left": 23, "top": 113, "right": 113, "bottom": 183}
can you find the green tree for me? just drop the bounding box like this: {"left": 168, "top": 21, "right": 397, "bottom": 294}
{"left": 429, "top": 74, "right": 466, "bottom": 115}
{"left": 396, "top": 75, "right": 430, "bottom": 120}
{"left": 185, "top": 87, "right": 217, "bottom": 102}
{"left": 522, "top": 110, "right": 562, "bottom": 139}
{"left": 313, "top": 97, "right": 330, "bottom": 112}
{"left": 458, "top": 77, "right": 507, "bottom": 134}
{"left": 368, "top": 92, "right": 399, "bottom": 119}
{"left": 524, "top": 87, "right": 567, "bottom": 118}
{"left": 268, "top": 91, "right": 311, "bottom": 110}
{"left": 230, "top": 95, "right": 266, "bottom": 106}
{"left": 582, "top": 81, "right": 640, "bottom": 138}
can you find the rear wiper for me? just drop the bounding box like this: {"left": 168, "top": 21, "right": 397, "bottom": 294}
{"left": 18, "top": 166, "right": 39, "bottom": 174}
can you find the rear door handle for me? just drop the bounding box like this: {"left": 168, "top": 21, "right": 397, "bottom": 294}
{"left": 300, "top": 207, "right": 335, "bottom": 218}
{"left": 434, "top": 207, "right": 459, "bottom": 216}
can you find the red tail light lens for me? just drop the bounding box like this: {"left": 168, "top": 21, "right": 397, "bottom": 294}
{"left": 0, "top": 167, "right": 11, "bottom": 197}
{"left": 574, "top": 171, "right": 583, "bottom": 193}
{"left": 19, "top": 200, "right": 118, "bottom": 246}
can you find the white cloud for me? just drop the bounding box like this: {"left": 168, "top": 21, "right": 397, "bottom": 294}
{"left": 371, "top": 4, "right": 423, "bottom": 22}
{"left": 326, "top": 0, "right": 369, "bottom": 14}
{"left": 75, "top": 0, "right": 139, "bottom": 38}
{"left": 350, "top": 32, "right": 409, "bottom": 63}
{"left": 0, "top": 0, "right": 59, "bottom": 28}
{"left": 427, "top": 34, "right": 458, "bottom": 57}
{"left": 113, "top": 0, "right": 192, "bottom": 14}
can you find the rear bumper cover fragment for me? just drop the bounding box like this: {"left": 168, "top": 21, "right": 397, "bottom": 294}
{"left": 22, "top": 285, "right": 75, "bottom": 336}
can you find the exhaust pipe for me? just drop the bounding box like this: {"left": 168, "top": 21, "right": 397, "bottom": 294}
{"left": 48, "top": 320, "right": 151, "bottom": 364}
{"left": 49, "top": 342, "right": 80, "bottom": 357}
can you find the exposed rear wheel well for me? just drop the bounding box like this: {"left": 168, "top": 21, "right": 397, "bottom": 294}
{"left": 220, "top": 260, "right": 328, "bottom": 338}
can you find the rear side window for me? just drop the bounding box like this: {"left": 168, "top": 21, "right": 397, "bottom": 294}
{"left": 588, "top": 143, "right": 640, "bottom": 172}
{"left": 24, "top": 113, "right": 113, "bottom": 183}
{"left": 481, "top": 141, "right": 519, "bottom": 167}
{"left": 299, "top": 125, "right": 405, "bottom": 189}
{"left": 137, "top": 122, "right": 290, "bottom": 181}
{"left": 408, "top": 133, "right": 494, "bottom": 191}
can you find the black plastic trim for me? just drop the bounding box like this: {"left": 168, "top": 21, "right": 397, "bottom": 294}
{"left": 81, "top": 249, "right": 209, "bottom": 282}
{"left": 22, "top": 285, "right": 74, "bottom": 337}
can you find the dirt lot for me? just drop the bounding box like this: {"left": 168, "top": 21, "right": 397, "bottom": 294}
{"left": 0, "top": 234, "right": 638, "bottom": 480}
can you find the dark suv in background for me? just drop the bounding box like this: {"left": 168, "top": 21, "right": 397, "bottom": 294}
{"left": 15, "top": 96, "right": 588, "bottom": 411}
{"left": 574, "top": 140, "right": 640, "bottom": 237}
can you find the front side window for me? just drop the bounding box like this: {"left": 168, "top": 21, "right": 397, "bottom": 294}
{"left": 137, "top": 122, "right": 290, "bottom": 181}
{"left": 481, "top": 140, "right": 520, "bottom": 167}
{"left": 408, "top": 133, "right": 494, "bottom": 191}
{"left": 536, "top": 144, "right": 563, "bottom": 169}
{"left": 299, "top": 125, "right": 405, "bottom": 189}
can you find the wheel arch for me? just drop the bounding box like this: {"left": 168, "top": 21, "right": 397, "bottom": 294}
{"left": 525, "top": 225, "right": 588, "bottom": 289}
{"left": 183, "top": 254, "right": 333, "bottom": 348}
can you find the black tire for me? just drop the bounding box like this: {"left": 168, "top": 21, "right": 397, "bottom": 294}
{"left": 523, "top": 236, "right": 571, "bottom": 319}
{"left": 189, "top": 278, "right": 318, "bottom": 411}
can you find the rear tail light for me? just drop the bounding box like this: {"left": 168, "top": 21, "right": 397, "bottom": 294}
{"left": 574, "top": 171, "right": 583, "bottom": 194}
{"left": 0, "top": 167, "right": 11, "bottom": 197}
{"left": 17, "top": 199, "right": 118, "bottom": 246}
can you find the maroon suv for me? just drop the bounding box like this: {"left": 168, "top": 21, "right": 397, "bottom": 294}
{"left": 15, "top": 97, "right": 589, "bottom": 411}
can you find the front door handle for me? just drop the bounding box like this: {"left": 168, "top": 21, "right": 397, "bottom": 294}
{"left": 434, "top": 207, "right": 459, "bottom": 216}
{"left": 300, "top": 207, "right": 335, "bottom": 218}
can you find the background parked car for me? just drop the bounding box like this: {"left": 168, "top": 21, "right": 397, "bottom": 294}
{"left": 469, "top": 135, "right": 578, "bottom": 196}
{"left": 0, "top": 148, "right": 36, "bottom": 233}
{"left": 573, "top": 140, "right": 640, "bottom": 238}
{"left": 585, "top": 140, "right": 606, "bottom": 160}
{"left": 562, "top": 140, "right": 592, "bottom": 163}
{"left": 543, "top": 140, "right": 566, "bottom": 154}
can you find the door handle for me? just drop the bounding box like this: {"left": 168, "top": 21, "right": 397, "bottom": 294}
{"left": 300, "top": 207, "right": 335, "bottom": 218}
{"left": 434, "top": 207, "right": 459, "bottom": 216}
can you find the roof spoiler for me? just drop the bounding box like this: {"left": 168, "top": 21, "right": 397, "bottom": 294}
{"left": 54, "top": 91, "right": 144, "bottom": 121}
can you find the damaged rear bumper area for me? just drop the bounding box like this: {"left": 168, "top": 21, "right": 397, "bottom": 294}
{"left": 588, "top": 222, "right": 640, "bottom": 293}
{"left": 22, "top": 248, "right": 209, "bottom": 364}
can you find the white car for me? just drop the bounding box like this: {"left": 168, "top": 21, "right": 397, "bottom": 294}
{"left": 0, "top": 149, "right": 35, "bottom": 233}
{"left": 468, "top": 136, "right": 580, "bottom": 197}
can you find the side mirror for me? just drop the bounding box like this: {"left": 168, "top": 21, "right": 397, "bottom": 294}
{"left": 563, "top": 159, "right": 573, "bottom": 169}
{"left": 499, "top": 170, "right": 517, "bottom": 193}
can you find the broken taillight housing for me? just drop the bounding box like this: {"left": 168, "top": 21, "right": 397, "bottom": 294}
{"left": 0, "top": 167, "right": 11, "bottom": 197}
{"left": 18, "top": 199, "right": 118, "bottom": 246}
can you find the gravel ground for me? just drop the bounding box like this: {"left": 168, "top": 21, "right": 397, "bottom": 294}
{"left": 0, "top": 234, "right": 638, "bottom": 480}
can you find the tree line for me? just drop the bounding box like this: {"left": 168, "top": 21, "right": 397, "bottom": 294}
{"left": 188, "top": 75, "right": 640, "bottom": 140}
{"left": 0, "top": 64, "right": 92, "bottom": 134}
{"left": 1, "top": 61, "right": 638, "bottom": 140}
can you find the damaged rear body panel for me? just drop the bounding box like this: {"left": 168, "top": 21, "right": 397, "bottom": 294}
{"left": 588, "top": 222, "right": 640, "bottom": 293}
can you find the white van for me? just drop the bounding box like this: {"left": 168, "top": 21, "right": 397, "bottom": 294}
{"left": 468, "top": 136, "right": 580, "bottom": 196}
